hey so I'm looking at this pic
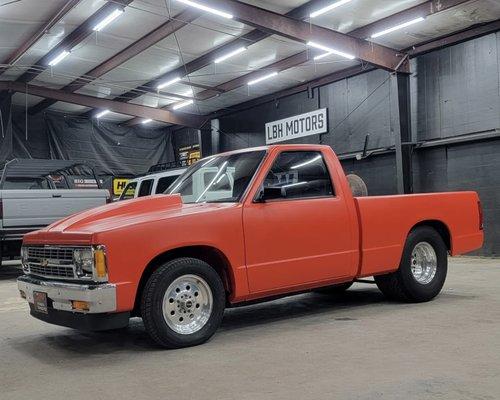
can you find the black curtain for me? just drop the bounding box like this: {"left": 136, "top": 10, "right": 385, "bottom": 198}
{"left": 0, "top": 96, "right": 175, "bottom": 176}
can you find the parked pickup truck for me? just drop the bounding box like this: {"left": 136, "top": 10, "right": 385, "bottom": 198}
{"left": 17, "top": 145, "right": 483, "bottom": 348}
{"left": 1, "top": 159, "right": 110, "bottom": 259}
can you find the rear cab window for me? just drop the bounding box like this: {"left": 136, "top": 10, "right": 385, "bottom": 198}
{"left": 156, "top": 175, "right": 180, "bottom": 194}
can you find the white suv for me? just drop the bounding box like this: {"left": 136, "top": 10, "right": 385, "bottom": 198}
{"left": 119, "top": 168, "right": 186, "bottom": 201}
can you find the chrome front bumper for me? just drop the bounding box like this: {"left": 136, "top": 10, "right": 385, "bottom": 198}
{"left": 17, "top": 274, "right": 117, "bottom": 314}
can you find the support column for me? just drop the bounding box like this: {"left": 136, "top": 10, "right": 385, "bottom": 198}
{"left": 211, "top": 118, "right": 220, "bottom": 155}
{"left": 390, "top": 72, "right": 413, "bottom": 194}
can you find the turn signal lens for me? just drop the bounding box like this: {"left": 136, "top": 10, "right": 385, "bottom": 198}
{"left": 94, "top": 248, "right": 107, "bottom": 278}
{"left": 72, "top": 300, "right": 90, "bottom": 311}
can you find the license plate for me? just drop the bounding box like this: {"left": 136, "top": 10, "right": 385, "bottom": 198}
{"left": 33, "top": 291, "right": 48, "bottom": 314}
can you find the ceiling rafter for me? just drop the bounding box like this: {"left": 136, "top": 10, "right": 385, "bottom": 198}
{"left": 125, "top": 0, "right": 471, "bottom": 126}
{"left": 0, "top": 0, "right": 82, "bottom": 76}
{"left": 28, "top": 7, "right": 202, "bottom": 115}
{"left": 14, "top": 0, "right": 133, "bottom": 84}
{"left": 0, "top": 81, "right": 206, "bottom": 128}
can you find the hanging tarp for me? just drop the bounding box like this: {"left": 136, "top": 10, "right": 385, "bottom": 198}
{"left": 0, "top": 96, "right": 175, "bottom": 176}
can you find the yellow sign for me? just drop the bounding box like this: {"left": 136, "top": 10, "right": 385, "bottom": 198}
{"left": 113, "top": 178, "right": 130, "bottom": 196}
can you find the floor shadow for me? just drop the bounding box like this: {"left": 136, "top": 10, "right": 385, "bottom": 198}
{"left": 7, "top": 285, "right": 472, "bottom": 360}
{"left": 0, "top": 263, "right": 23, "bottom": 281}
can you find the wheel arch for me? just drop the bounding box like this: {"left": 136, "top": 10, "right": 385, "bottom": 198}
{"left": 409, "top": 220, "right": 451, "bottom": 252}
{"left": 133, "top": 245, "right": 234, "bottom": 316}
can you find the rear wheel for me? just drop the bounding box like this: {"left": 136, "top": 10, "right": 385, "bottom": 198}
{"left": 375, "top": 226, "right": 448, "bottom": 302}
{"left": 141, "top": 258, "right": 225, "bottom": 348}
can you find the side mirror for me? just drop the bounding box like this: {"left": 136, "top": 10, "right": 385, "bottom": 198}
{"left": 255, "top": 186, "right": 284, "bottom": 202}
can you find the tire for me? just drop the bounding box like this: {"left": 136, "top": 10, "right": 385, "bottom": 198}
{"left": 141, "top": 257, "right": 225, "bottom": 349}
{"left": 314, "top": 282, "right": 353, "bottom": 295}
{"left": 375, "top": 226, "right": 448, "bottom": 303}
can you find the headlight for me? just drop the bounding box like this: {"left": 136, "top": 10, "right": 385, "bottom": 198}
{"left": 73, "top": 246, "right": 108, "bottom": 282}
{"left": 20, "top": 246, "right": 29, "bottom": 272}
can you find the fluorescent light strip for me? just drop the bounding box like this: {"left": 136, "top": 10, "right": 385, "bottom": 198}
{"left": 214, "top": 47, "right": 247, "bottom": 64}
{"left": 95, "top": 110, "right": 110, "bottom": 119}
{"left": 371, "top": 17, "right": 425, "bottom": 38}
{"left": 48, "top": 50, "right": 70, "bottom": 66}
{"left": 310, "top": 0, "right": 353, "bottom": 18}
{"left": 157, "top": 77, "right": 181, "bottom": 90}
{"left": 307, "top": 41, "right": 355, "bottom": 60}
{"left": 314, "top": 52, "right": 332, "bottom": 61}
{"left": 247, "top": 72, "right": 278, "bottom": 86}
{"left": 142, "top": 119, "right": 153, "bottom": 124}
{"left": 172, "top": 99, "right": 194, "bottom": 110}
{"left": 93, "top": 8, "right": 124, "bottom": 32}
{"left": 175, "top": 0, "right": 233, "bottom": 19}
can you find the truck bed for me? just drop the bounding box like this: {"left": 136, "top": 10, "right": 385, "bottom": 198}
{"left": 354, "top": 191, "right": 483, "bottom": 277}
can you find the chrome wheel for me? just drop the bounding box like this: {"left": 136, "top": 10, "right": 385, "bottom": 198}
{"left": 411, "top": 242, "right": 437, "bottom": 284}
{"left": 162, "top": 274, "right": 213, "bottom": 335}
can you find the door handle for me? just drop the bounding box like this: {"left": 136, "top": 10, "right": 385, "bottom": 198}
{"left": 52, "top": 194, "right": 62, "bottom": 198}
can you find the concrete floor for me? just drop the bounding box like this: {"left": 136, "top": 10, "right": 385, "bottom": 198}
{"left": 0, "top": 258, "right": 499, "bottom": 400}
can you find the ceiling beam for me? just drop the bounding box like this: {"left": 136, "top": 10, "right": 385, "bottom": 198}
{"left": 349, "top": 0, "right": 472, "bottom": 39}
{"left": 125, "top": 0, "right": 477, "bottom": 126}
{"left": 197, "top": 0, "right": 407, "bottom": 72}
{"left": 29, "top": 7, "right": 201, "bottom": 115}
{"left": 211, "top": 18, "right": 500, "bottom": 119}
{"left": 0, "top": 81, "right": 206, "bottom": 128}
{"left": 0, "top": 0, "right": 82, "bottom": 76}
{"left": 14, "top": 0, "right": 133, "bottom": 84}
{"left": 113, "top": 0, "right": 328, "bottom": 104}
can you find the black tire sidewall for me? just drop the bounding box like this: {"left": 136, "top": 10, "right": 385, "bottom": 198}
{"left": 143, "top": 258, "right": 225, "bottom": 348}
{"left": 398, "top": 227, "right": 448, "bottom": 302}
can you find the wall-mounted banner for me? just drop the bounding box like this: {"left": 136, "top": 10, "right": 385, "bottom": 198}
{"left": 265, "top": 108, "right": 328, "bottom": 144}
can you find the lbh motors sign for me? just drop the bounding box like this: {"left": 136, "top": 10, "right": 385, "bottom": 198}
{"left": 265, "top": 108, "right": 328, "bottom": 144}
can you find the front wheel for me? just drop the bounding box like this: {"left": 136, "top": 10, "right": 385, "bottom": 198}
{"left": 141, "top": 258, "right": 225, "bottom": 348}
{"left": 375, "top": 226, "right": 448, "bottom": 302}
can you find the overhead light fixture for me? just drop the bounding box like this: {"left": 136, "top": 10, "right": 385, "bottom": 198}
{"left": 95, "top": 109, "right": 110, "bottom": 119}
{"left": 314, "top": 52, "right": 333, "bottom": 61}
{"left": 157, "top": 76, "right": 181, "bottom": 90}
{"left": 48, "top": 50, "right": 70, "bottom": 66}
{"left": 307, "top": 41, "right": 355, "bottom": 60}
{"left": 93, "top": 8, "right": 124, "bottom": 32}
{"left": 175, "top": 0, "right": 233, "bottom": 19}
{"left": 370, "top": 17, "right": 425, "bottom": 38}
{"left": 247, "top": 72, "right": 278, "bottom": 86}
{"left": 214, "top": 47, "right": 247, "bottom": 64}
{"left": 142, "top": 119, "right": 153, "bottom": 124}
{"left": 172, "top": 99, "right": 194, "bottom": 110}
{"left": 310, "top": 0, "right": 353, "bottom": 18}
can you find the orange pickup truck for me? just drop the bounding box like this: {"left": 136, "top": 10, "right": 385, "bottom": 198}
{"left": 17, "top": 145, "right": 483, "bottom": 348}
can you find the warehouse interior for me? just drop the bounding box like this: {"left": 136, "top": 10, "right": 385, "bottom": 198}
{"left": 1, "top": 0, "right": 500, "bottom": 398}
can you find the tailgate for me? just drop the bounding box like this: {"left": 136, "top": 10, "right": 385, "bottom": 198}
{"left": 1, "top": 189, "right": 108, "bottom": 228}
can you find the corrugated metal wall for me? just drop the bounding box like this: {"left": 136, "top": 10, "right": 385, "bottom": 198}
{"left": 218, "top": 32, "right": 500, "bottom": 256}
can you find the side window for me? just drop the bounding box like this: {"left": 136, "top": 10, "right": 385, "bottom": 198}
{"left": 138, "top": 179, "right": 154, "bottom": 197}
{"left": 263, "top": 151, "right": 334, "bottom": 199}
{"left": 119, "top": 182, "right": 137, "bottom": 200}
{"left": 156, "top": 175, "right": 179, "bottom": 194}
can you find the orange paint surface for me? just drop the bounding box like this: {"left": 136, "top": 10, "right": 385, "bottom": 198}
{"left": 24, "top": 145, "right": 484, "bottom": 311}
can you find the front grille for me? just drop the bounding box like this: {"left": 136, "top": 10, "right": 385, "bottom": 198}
{"left": 24, "top": 246, "right": 87, "bottom": 280}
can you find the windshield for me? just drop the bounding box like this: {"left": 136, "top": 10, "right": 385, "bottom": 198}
{"left": 167, "top": 150, "right": 265, "bottom": 203}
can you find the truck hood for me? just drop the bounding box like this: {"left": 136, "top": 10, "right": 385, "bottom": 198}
{"left": 29, "top": 194, "right": 229, "bottom": 238}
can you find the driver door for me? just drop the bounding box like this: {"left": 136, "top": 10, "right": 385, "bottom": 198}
{"left": 242, "top": 150, "right": 356, "bottom": 294}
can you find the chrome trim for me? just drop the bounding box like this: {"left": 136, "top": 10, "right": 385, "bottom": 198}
{"left": 17, "top": 275, "right": 116, "bottom": 314}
